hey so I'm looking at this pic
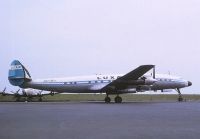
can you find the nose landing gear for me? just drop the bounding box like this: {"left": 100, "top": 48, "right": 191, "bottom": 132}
{"left": 176, "top": 88, "right": 184, "bottom": 102}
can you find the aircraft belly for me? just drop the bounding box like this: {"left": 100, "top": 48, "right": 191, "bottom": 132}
{"left": 57, "top": 84, "right": 96, "bottom": 93}
{"left": 24, "top": 82, "right": 99, "bottom": 93}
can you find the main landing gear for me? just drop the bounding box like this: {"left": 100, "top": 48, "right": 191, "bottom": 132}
{"left": 27, "top": 97, "right": 32, "bottom": 102}
{"left": 104, "top": 94, "right": 122, "bottom": 103}
{"left": 115, "top": 95, "right": 122, "bottom": 103}
{"left": 39, "top": 97, "right": 43, "bottom": 102}
{"left": 105, "top": 94, "right": 111, "bottom": 103}
{"left": 16, "top": 97, "right": 21, "bottom": 102}
{"left": 176, "top": 88, "right": 183, "bottom": 102}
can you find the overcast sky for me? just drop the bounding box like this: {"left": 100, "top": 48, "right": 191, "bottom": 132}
{"left": 0, "top": 0, "right": 200, "bottom": 93}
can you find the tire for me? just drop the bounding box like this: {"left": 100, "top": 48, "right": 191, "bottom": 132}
{"left": 105, "top": 97, "right": 111, "bottom": 103}
{"left": 115, "top": 96, "right": 122, "bottom": 103}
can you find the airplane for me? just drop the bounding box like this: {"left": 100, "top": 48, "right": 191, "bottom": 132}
{"left": 0, "top": 87, "right": 55, "bottom": 101}
{"left": 8, "top": 60, "right": 192, "bottom": 103}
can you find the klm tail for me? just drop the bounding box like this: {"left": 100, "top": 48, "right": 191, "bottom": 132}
{"left": 8, "top": 60, "right": 32, "bottom": 87}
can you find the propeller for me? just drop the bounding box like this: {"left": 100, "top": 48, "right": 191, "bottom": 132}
{"left": 11, "top": 89, "right": 21, "bottom": 97}
{"left": 50, "top": 91, "right": 55, "bottom": 96}
{"left": 2, "top": 87, "right": 6, "bottom": 93}
{"left": 153, "top": 65, "right": 156, "bottom": 79}
{"left": 153, "top": 65, "right": 157, "bottom": 92}
{"left": 37, "top": 90, "right": 43, "bottom": 96}
{"left": 1, "top": 87, "right": 7, "bottom": 96}
{"left": 22, "top": 89, "right": 27, "bottom": 96}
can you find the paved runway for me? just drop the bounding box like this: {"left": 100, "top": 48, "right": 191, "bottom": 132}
{"left": 0, "top": 102, "right": 200, "bottom": 139}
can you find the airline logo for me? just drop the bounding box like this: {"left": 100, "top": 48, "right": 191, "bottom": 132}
{"left": 10, "top": 65, "right": 23, "bottom": 70}
{"left": 97, "top": 76, "right": 121, "bottom": 80}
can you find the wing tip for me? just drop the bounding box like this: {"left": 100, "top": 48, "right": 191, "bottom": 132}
{"left": 140, "top": 65, "right": 155, "bottom": 68}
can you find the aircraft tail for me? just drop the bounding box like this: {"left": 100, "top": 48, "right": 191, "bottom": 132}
{"left": 8, "top": 60, "right": 32, "bottom": 87}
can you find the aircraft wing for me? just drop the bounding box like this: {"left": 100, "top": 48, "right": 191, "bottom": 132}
{"left": 101, "top": 65, "right": 155, "bottom": 91}
{"left": 0, "top": 89, "right": 21, "bottom": 96}
{"left": 0, "top": 92, "right": 20, "bottom": 96}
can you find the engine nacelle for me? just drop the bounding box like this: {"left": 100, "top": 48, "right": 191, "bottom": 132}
{"left": 115, "top": 78, "right": 157, "bottom": 86}
{"left": 144, "top": 78, "right": 157, "bottom": 85}
{"left": 23, "top": 89, "right": 41, "bottom": 96}
{"left": 136, "top": 85, "right": 152, "bottom": 92}
{"left": 161, "top": 89, "right": 173, "bottom": 92}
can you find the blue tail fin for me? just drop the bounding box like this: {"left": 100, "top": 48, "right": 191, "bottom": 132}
{"left": 8, "top": 60, "right": 32, "bottom": 87}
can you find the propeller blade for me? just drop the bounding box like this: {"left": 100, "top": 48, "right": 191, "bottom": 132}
{"left": 153, "top": 65, "right": 155, "bottom": 79}
{"left": 50, "top": 91, "right": 55, "bottom": 96}
{"left": 11, "top": 91, "right": 15, "bottom": 94}
{"left": 13, "top": 89, "right": 21, "bottom": 97}
{"left": 2, "top": 87, "right": 6, "bottom": 93}
{"left": 22, "top": 89, "right": 25, "bottom": 94}
{"left": 22, "top": 89, "right": 27, "bottom": 96}
{"left": 38, "top": 91, "right": 43, "bottom": 96}
{"left": 16, "top": 89, "right": 20, "bottom": 93}
{"left": 1, "top": 87, "right": 7, "bottom": 96}
{"left": 11, "top": 89, "right": 20, "bottom": 94}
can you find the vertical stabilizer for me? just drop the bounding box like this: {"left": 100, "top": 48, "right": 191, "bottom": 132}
{"left": 8, "top": 60, "right": 32, "bottom": 87}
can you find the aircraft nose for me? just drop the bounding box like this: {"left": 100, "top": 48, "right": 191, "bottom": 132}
{"left": 188, "top": 81, "right": 192, "bottom": 86}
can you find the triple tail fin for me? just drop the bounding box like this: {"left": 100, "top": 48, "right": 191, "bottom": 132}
{"left": 8, "top": 60, "right": 32, "bottom": 87}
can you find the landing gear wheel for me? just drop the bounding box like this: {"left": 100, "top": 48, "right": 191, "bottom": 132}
{"left": 176, "top": 88, "right": 184, "bottom": 102}
{"left": 27, "top": 97, "right": 32, "bottom": 102}
{"left": 178, "top": 97, "right": 183, "bottom": 102}
{"left": 16, "top": 97, "right": 20, "bottom": 102}
{"left": 105, "top": 96, "right": 111, "bottom": 103}
{"left": 39, "top": 98, "right": 42, "bottom": 102}
{"left": 115, "top": 96, "right": 122, "bottom": 103}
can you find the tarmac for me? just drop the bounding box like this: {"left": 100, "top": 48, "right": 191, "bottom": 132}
{"left": 0, "top": 102, "right": 200, "bottom": 139}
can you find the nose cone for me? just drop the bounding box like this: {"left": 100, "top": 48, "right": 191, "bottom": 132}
{"left": 188, "top": 81, "right": 192, "bottom": 86}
